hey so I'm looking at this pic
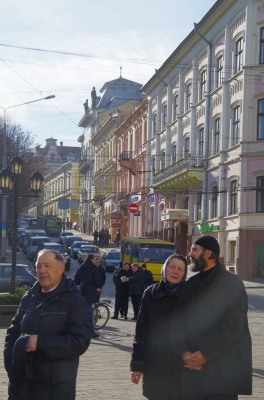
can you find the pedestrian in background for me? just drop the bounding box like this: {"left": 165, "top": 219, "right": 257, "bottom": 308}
{"left": 4, "top": 249, "right": 90, "bottom": 400}
{"left": 141, "top": 263, "right": 154, "bottom": 291}
{"left": 94, "top": 257, "right": 106, "bottom": 301}
{"left": 93, "top": 229, "right": 98, "bottom": 245}
{"left": 170, "top": 236, "right": 252, "bottom": 400}
{"left": 74, "top": 254, "right": 101, "bottom": 339}
{"left": 130, "top": 254, "right": 187, "bottom": 400}
{"left": 112, "top": 262, "right": 131, "bottom": 319}
{"left": 127, "top": 264, "right": 145, "bottom": 321}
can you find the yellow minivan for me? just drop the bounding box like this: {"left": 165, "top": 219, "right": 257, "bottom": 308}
{"left": 120, "top": 237, "right": 175, "bottom": 281}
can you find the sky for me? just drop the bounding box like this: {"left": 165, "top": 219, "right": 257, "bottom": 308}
{"left": 0, "top": 0, "right": 216, "bottom": 148}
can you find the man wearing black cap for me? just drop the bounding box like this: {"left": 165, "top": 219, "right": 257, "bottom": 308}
{"left": 170, "top": 235, "right": 252, "bottom": 400}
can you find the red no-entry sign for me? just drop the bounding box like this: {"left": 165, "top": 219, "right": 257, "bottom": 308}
{"left": 129, "top": 203, "right": 139, "bottom": 214}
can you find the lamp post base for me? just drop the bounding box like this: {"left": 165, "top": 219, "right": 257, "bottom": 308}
{"left": 9, "top": 281, "right": 16, "bottom": 295}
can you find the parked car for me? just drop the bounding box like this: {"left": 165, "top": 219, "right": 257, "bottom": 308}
{"left": 22, "top": 229, "right": 46, "bottom": 254}
{"left": 58, "top": 230, "right": 73, "bottom": 244}
{"left": 70, "top": 241, "right": 89, "bottom": 259}
{"left": 26, "top": 236, "right": 51, "bottom": 261}
{"left": 37, "top": 242, "right": 71, "bottom": 271}
{"left": 101, "top": 249, "right": 121, "bottom": 272}
{"left": 0, "top": 263, "right": 37, "bottom": 292}
{"left": 77, "top": 245, "right": 101, "bottom": 264}
{"left": 63, "top": 236, "right": 84, "bottom": 254}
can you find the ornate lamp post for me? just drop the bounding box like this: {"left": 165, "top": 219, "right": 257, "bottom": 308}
{"left": 0, "top": 157, "right": 44, "bottom": 294}
{"left": 0, "top": 95, "right": 55, "bottom": 261}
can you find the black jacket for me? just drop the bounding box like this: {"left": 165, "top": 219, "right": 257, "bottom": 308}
{"left": 131, "top": 281, "right": 182, "bottom": 400}
{"left": 128, "top": 267, "right": 145, "bottom": 296}
{"left": 74, "top": 260, "right": 101, "bottom": 304}
{"left": 170, "top": 264, "right": 252, "bottom": 397}
{"left": 4, "top": 275, "right": 90, "bottom": 400}
{"left": 113, "top": 267, "right": 131, "bottom": 295}
{"left": 143, "top": 270, "right": 154, "bottom": 290}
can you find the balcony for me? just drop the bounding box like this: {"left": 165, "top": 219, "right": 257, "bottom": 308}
{"left": 118, "top": 151, "right": 136, "bottom": 174}
{"left": 152, "top": 155, "right": 204, "bottom": 193}
{"left": 79, "top": 157, "right": 92, "bottom": 172}
{"left": 115, "top": 191, "right": 129, "bottom": 202}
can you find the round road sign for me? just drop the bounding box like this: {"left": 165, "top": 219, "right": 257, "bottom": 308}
{"left": 129, "top": 203, "right": 139, "bottom": 213}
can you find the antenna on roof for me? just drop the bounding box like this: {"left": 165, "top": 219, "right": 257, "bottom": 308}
{"left": 120, "top": 66, "right": 122, "bottom": 78}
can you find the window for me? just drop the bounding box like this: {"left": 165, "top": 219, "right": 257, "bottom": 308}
{"left": 198, "top": 128, "right": 204, "bottom": 157}
{"left": 186, "top": 83, "right": 192, "bottom": 110}
{"left": 256, "top": 176, "right": 264, "bottom": 212}
{"left": 172, "top": 145, "right": 177, "bottom": 163}
{"left": 232, "top": 106, "right": 240, "bottom": 146}
{"left": 216, "top": 55, "right": 223, "bottom": 87}
{"left": 230, "top": 180, "right": 238, "bottom": 215}
{"left": 196, "top": 191, "right": 202, "bottom": 221}
{"left": 163, "top": 104, "right": 167, "bottom": 128}
{"left": 174, "top": 95, "right": 179, "bottom": 119}
{"left": 153, "top": 113, "right": 157, "bottom": 134}
{"left": 213, "top": 118, "right": 220, "bottom": 154}
{"left": 152, "top": 157, "right": 155, "bottom": 174}
{"left": 235, "top": 37, "right": 243, "bottom": 73}
{"left": 161, "top": 152, "right": 165, "bottom": 169}
{"left": 200, "top": 70, "right": 207, "bottom": 99}
{"left": 184, "top": 137, "right": 190, "bottom": 158}
{"left": 228, "top": 241, "right": 237, "bottom": 263}
{"left": 212, "top": 185, "right": 218, "bottom": 218}
{"left": 259, "top": 27, "right": 264, "bottom": 64}
{"left": 257, "top": 99, "right": 264, "bottom": 140}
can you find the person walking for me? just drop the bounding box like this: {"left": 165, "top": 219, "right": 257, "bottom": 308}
{"left": 74, "top": 254, "right": 101, "bottom": 339}
{"left": 93, "top": 229, "right": 98, "bottom": 245}
{"left": 94, "top": 257, "right": 106, "bottom": 301}
{"left": 130, "top": 254, "right": 187, "bottom": 400}
{"left": 141, "top": 264, "right": 154, "bottom": 291}
{"left": 4, "top": 249, "right": 90, "bottom": 400}
{"left": 112, "top": 262, "right": 131, "bottom": 319}
{"left": 170, "top": 236, "right": 252, "bottom": 400}
{"left": 127, "top": 263, "right": 145, "bottom": 320}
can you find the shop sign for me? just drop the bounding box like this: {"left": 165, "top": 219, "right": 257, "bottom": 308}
{"left": 161, "top": 209, "right": 188, "bottom": 221}
{"left": 200, "top": 221, "right": 219, "bottom": 233}
{"left": 110, "top": 213, "right": 122, "bottom": 220}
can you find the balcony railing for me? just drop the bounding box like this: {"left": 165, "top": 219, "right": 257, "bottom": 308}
{"left": 119, "top": 151, "right": 132, "bottom": 161}
{"left": 153, "top": 155, "right": 204, "bottom": 185}
{"left": 116, "top": 191, "right": 129, "bottom": 202}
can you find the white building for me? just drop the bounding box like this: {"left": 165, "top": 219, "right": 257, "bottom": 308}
{"left": 143, "top": 0, "right": 264, "bottom": 279}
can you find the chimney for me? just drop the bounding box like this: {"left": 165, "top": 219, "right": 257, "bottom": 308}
{"left": 60, "top": 142, "right": 63, "bottom": 147}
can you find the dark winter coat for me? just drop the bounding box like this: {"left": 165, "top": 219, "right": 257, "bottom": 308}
{"left": 128, "top": 267, "right": 145, "bottom": 296}
{"left": 4, "top": 275, "right": 90, "bottom": 400}
{"left": 170, "top": 264, "right": 252, "bottom": 397}
{"left": 74, "top": 260, "right": 101, "bottom": 304}
{"left": 113, "top": 267, "right": 131, "bottom": 295}
{"left": 143, "top": 269, "right": 154, "bottom": 290}
{"left": 130, "top": 281, "right": 182, "bottom": 400}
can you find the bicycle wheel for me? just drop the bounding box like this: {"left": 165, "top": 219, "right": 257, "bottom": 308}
{"left": 93, "top": 303, "right": 110, "bottom": 330}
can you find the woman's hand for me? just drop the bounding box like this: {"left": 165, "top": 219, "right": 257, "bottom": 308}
{"left": 131, "top": 371, "right": 143, "bottom": 384}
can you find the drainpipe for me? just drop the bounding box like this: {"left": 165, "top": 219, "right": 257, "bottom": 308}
{"left": 194, "top": 23, "right": 212, "bottom": 223}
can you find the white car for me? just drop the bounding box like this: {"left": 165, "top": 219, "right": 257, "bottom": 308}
{"left": 77, "top": 245, "right": 101, "bottom": 264}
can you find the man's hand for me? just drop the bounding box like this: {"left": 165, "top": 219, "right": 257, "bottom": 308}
{"left": 131, "top": 371, "right": 143, "bottom": 384}
{"left": 97, "top": 288, "right": 103, "bottom": 294}
{"left": 25, "top": 335, "right": 38, "bottom": 352}
{"left": 181, "top": 350, "right": 207, "bottom": 371}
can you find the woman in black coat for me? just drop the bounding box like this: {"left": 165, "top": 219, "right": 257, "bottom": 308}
{"left": 130, "top": 253, "right": 187, "bottom": 400}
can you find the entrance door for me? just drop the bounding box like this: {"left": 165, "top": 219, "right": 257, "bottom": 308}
{"left": 255, "top": 242, "right": 264, "bottom": 277}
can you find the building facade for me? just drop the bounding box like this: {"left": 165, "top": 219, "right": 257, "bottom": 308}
{"left": 143, "top": 0, "right": 264, "bottom": 279}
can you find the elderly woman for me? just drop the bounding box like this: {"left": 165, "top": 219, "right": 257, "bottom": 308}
{"left": 130, "top": 253, "right": 187, "bottom": 400}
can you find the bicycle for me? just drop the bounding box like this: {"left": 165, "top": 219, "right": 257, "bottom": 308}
{"left": 93, "top": 299, "right": 111, "bottom": 330}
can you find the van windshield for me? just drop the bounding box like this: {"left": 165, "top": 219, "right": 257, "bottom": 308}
{"left": 138, "top": 244, "right": 175, "bottom": 263}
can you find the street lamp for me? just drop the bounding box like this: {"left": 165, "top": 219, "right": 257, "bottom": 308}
{"left": 0, "top": 95, "right": 55, "bottom": 261}
{"left": 0, "top": 157, "right": 44, "bottom": 294}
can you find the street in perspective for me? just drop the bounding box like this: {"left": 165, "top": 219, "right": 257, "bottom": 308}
{"left": 0, "top": 231, "right": 263, "bottom": 399}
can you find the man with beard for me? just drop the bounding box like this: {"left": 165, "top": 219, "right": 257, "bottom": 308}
{"left": 170, "top": 236, "right": 252, "bottom": 400}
